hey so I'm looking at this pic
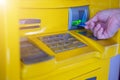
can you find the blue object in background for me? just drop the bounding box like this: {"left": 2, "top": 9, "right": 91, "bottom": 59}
{"left": 109, "top": 55, "right": 120, "bottom": 80}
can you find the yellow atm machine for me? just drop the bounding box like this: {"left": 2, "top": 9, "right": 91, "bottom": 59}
{"left": 0, "top": 0, "right": 120, "bottom": 80}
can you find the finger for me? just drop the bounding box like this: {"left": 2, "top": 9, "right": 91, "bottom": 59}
{"left": 93, "top": 23, "right": 101, "bottom": 37}
{"left": 96, "top": 27, "right": 104, "bottom": 39}
{"left": 84, "top": 23, "right": 89, "bottom": 29}
{"left": 85, "top": 22, "right": 92, "bottom": 30}
{"left": 102, "top": 31, "right": 110, "bottom": 39}
{"left": 89, "top": 22, "right": 95, "bottom": 31}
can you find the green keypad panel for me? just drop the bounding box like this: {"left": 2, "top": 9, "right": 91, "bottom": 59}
{"left": 39, "top": 33, "right": 86, "bottom": 53}
{"left": 20, "top": 40, "right": 52, "bottom": 64}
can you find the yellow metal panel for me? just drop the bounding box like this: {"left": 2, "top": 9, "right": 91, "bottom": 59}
{"left": 22, "top": 59, "right": 55, "bottom": 79}
{"left": 0, "top": 0, "right": 120, "bottom": 80}
{"left": 22, "top": 59, "right": 111, "bottom": 80}
{"left": 112, "top": 30, "right": 120, "bottom": 53}
{"left": 19, "top": 9, "right": 68, "bottom": 37}
{"left": 110, "top": 0, "right": 119, "bottom": 8}
{"left": 72, "top": 69, "right": 102, "bottom": 80}
{"left": 119, "top": 44, "right": 120, "bottom": 53}
{"left": 23, "top": 58, "right": 101, "bottom": 80}
{"left": 0, "top": 0, "right": 20, "bottom": 80}
{"left": 72, "top": 30, "right": 119, "bottom": 58}
{"left": 89, "top": 0, "right": 111, "bottom": 17}
{"left": 20, "top": 0, "right": 89, "bottom": 8}
{"left": 72, "top": 59, "right": 110, "bottom": 80}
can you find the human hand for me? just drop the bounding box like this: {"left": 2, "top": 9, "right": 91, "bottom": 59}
{"left": 85, "top": 9, "right": 120, "bottom": 39}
